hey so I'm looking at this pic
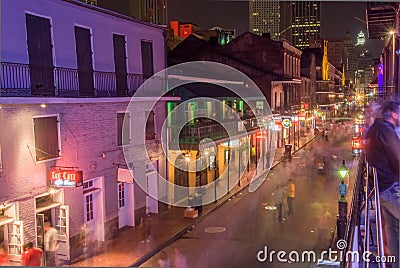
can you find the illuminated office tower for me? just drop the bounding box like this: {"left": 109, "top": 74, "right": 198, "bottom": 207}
{"left": 92, "top": 0, "right": 167, "bottom": 25}
{"left": 249, "top": 0, "right": 280, "bottom": 40}
{"left": 280, "top": 1, "right": 321, "bottom": 48}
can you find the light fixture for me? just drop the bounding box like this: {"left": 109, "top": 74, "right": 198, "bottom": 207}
{"left": 48, "top": 186, "right": 57, "bottom": 195}
{"left": 40, "top": 103, "right": 46, "bottom": 108}
{"left": 338, "top": 160, "right": 349, "bottom": 181}
{"left": 184, "top": 152, "right": 191, "bottom": 162}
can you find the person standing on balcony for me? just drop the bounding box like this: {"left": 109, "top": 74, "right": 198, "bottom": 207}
{"left": 365, "top": 99, "right": 400, "bottom": 268}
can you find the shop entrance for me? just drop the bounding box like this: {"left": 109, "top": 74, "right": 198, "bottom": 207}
{"left": 0, "top": 203, "right": 22, "bottom": 263}
{"left": 35, "top": 190, "right": 70, "bottom": 265}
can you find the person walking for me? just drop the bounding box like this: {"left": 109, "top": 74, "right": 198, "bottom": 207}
{"left": 140, "top": 215, "right": 151, "bottom": 243}
{"left": 365, "top": 99, "right": 400, "bottom": 268}
{"left": 173, "top": 247, "right": 188, "bottom": 268}
{"left": 157, "top": 250, "right": 170, "bottom": 268}
{"left": 44, "top": 221, "right": 58, "bottom": 266}
{"left": 286, "top": 179, "right": 295, "bottom": 216}
{"left": 272, "top": 184, "right": 286, "bottom": 223}
{"left": 21, "top": 242, "right": 43, "bottom": 266}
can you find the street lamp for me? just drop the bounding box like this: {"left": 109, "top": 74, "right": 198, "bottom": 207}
{"left": 338, "top": 160, "right": 349, "bottom": 181}
{"left": 337, "top": 160, "right": 349, "bottom": 240}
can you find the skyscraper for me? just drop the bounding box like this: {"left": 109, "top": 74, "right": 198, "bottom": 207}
{"left": 249, "top": 0, "right": 280, "bottom": 40}
{"left": 249, "top": 1, "right": 321, "bottom": 47}
{"left": 280, "top": 1, "right": 321, "bottom": 48}
{"left": 92, "top": 0, "right": 167, "bottom": 25}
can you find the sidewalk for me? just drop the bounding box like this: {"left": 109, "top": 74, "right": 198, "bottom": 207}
{"left": 69, "top": 132, "right": 317, "bottom": 267}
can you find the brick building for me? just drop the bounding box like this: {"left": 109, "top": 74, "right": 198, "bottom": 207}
{"left": 0, "top": 0, "right": 175, "bottom": 264}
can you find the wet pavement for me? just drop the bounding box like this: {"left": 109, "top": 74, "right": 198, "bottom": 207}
{"left": 67, "top": 124, "right": 356, "bottom": 267}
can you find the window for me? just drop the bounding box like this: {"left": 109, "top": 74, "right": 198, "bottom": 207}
{"left": 117, "top": 113, "right": 130, "bottom": 146}
{"left": 85, "top": 194, "right": 94, "bottom": 222}
{"left": 145, "top": 111, "right": 155, "bottom": 140}
{"left": 33, "top": 116, "right": 60, "bottom": 161}
{"left": 118, "top": 183, "right": 125, "bottom": 208}
{"left": 141, "top": 40, "right": 154, "bottom": 79}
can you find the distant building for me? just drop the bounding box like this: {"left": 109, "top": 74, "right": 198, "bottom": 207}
{"left": 249, "top": 0, "right": 280, "bottom": 40}
{"left": 167, "top": 21, "right": 235, "bottom": 50}
{"left": 87, "top": 0, "right": 167, "bottom": 25}
{"left": 309, "top": 37, "right": 345, "bottom": 70}
{"left": 343, "top": 29, "right": 357, "bottom": 84}
{"left": 366, "top": 2, "right": 399, "bottom": 98}
{"left": 280, "top": 1, "right": 321, "bottom": 48}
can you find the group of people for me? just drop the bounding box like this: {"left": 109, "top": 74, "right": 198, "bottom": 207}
{"left": 364, "top": 99, "right": 399, "bottom": 268}
{"left": 0, "top": 221, "right": 58, "bottom": 266}
{"left": 272, "top": 179, "right": 295, "bottom": 223}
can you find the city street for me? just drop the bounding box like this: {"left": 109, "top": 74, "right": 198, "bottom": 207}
{"left": 141, "top": 124, "right": 355, "bottom": 268}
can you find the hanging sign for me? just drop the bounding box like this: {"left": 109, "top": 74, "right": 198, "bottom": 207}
{"left": 282, "top": 118, "right": 291, "bottom": 129}
{"left": 50, "top": 168, "right": 83, "bottom": 187}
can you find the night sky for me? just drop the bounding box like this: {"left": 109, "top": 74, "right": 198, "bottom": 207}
{"left": 167, "top": 0, "right": 384, "bottom": 57}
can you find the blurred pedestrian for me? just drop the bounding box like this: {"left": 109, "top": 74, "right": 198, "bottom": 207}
{"left": 44, "top": 221, "right": 58, "bottom": 266}
{"left": 0, "top": 241, "right": 8, "bottom": 266}
{"left": 287, "top": 179, "right": 295, "bottom": 216}
{"left": 272, "top": 184, "right": 286, "bottom": 223}
{"left": 21, "top": 242, "right": 42, "bottom": 266}
{"left": 364, "top": 101, "right": 381, "bottom": 131}
{"left": 173, "top": 247, "right": 188, "bottom": 268}
{"left": 141, "top": 215, "right": 151, "bottom": 243}
{"left": 365, "top": 99, "right": 400, "bottom": 268}
{"left": 157, "top": 250, "right": 170, "bottom": 268}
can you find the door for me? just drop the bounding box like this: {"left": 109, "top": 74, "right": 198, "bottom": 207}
{"left": 56, "top": 205, "right": 70, "bottom": 261}
{"left": 26, "top": 14, "right": 55, "bottom": 95}
{"left": 117, "top": 182, "right": 127, "bottom": 228}
{"left": 74, "top": 26, "right": 94, "bottom": 96}
{"left": 83, "top": 177, "right": 105, "bottom": 243}
{"left": 7, "top": 221, "right": 24, "bottom": 262}
{"left": 36, "top": 214, "right": 46, "bottom": 265}
{"left": 113, "top": 34, "right": 128, "bottom": 96}
{"left": 174, "top": 156, "right": 189, "bottom": 205}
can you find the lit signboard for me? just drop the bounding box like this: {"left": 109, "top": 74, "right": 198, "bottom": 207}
{"left": 50, "top": 168, "right": 83, "bottom": 187}
{"left": 282, "top": 118, "right": 291, "bottom": 129}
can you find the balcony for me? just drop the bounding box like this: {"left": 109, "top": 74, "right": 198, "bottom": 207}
{"left": 1, "top": 62, "right": 145, "bottom": 97}
{"left": 169, "top": 116, "right": 269, "bottom": 147}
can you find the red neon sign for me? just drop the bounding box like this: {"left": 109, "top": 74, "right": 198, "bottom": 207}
{"left": 50, "top": 168, "right": 83, "bottom": 187}
{"left": 352, "top": 137, "right": 363, "bottom": 150}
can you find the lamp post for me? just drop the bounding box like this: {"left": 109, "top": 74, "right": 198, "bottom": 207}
{"left": 337, "top": 160, "right": 349, "bottom": 240}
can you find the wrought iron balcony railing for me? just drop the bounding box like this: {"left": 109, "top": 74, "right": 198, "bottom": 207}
{"left": 1, "top": 62, "right": 145, "bottom": 97}
{"left": 169, "top": 117, "right": 268, "bottom": 146}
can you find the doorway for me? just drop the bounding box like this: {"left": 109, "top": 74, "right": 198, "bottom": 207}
{"left": 118, "top": 182, "right": 135, "bottom": 228}
{"left": 83, "top": 177, "right": 105, "bottom": 245}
